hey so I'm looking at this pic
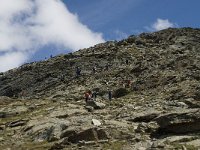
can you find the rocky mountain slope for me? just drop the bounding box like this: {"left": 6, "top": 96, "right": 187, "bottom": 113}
{"left": 0, "top": 27, "right": 200, "bottom": 150}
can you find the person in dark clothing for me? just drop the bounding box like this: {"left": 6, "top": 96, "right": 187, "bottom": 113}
{"left": 126, "top": 59, "right": 129, "bottom": 65}
{"left": 92, "top": 91, "right": 97, "bottom": 100}
{"left": 60, "top": 74, "right": 65, "bottom": 82}
{"left": 92, "top": 67, "right": 96, "bottom": 74}
{"left": 76, "top": 67, "right": 81, "bottom": 77}
{"left": 108, "top": 90, "right": 112, "bottom": 101}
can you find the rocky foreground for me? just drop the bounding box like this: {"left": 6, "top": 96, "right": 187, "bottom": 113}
{"left": 0, "top": 28, "right": 200, "bottom": 149}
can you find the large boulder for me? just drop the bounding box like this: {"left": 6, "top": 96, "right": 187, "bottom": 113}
{"left": 23, "top": 117, "right": 70, "bottom": 142}
{"left": 153, "top": 109, "right": 200, "bottom": 135}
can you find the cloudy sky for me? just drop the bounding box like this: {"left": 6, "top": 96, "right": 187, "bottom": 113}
{"left": 0, "top": 0, "right": 199, "bottom": 72}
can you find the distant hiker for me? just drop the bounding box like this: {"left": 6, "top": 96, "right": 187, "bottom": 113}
{"left": 92, "top": 91, "right": 97, "bottom": 100}
{"left": 108, "top": 90, "right": 112, "bottom": 101}
{"left": 126, "top": 80, "right": 132, "bottom": 88}
{"left": 132, "top": 80, "right": 139, "bottom": 91}
{"left": 88, "top": 91, "right": 92, "bottom": 100}
{"left": 122, "top": 81, "right": 126, "bottom": 88}
{"left": 126, "top": 59, "right": 129, "bottom": 65}
{"left": 84, "top": 92, "right": 90, "bottom": 103}
{"left": 60, "top": 74, "right": 64, "bottom": 82}
{"left": 19, "top": 89, "right": 26, "bottom": 99}
{"left": 76, "top": 67, "right": 81, "bottom": 77}
{"left": 103, "top": 80, "right": 109, "bottom": 85}
{"left": 128, "top": 80, "right": 132, "bottom": 87}
{"left": 84, "top": 90, "right": 92, "bottom": 103}
{"left": 92, "top": 67, "right": 96, "bottom": 74}
{"left": 50, "top": 55, "right": 53, "bottom": 58}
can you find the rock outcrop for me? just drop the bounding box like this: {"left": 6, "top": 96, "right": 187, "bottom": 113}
{"left": 153, "top": 109, "right": 200, "bottom": 135}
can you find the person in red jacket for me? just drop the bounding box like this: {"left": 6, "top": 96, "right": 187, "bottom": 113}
{"left": 84, "top": 92, "right": 89, "bottom": 103}
{"left": 84, "top": 90, "right": 92, "bottom": 103}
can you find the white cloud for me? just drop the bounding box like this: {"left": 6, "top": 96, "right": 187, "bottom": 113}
{"left": 152, "top": 18, "right": 175, "bottom": 31}
{"left": 0, "top": 0, "right": 105, "bottom": 72}
{"left": 0, "top": 52, "right": 28, "bottom": 72}
{"left": 145, "top": 18, "right": 176, "bottom": 32}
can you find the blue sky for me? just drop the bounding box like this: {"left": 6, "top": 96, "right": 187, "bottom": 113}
{"left": 64, "top": 0, "right": 200, "bottom": 40}
{"left": 33, "top": 0, "right": 200, "bottom": 62}
{"left": 0, "top": 0, "right": 199, "bottom": 72}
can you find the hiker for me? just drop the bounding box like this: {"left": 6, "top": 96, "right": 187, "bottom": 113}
{"left": 84, "top": 90, "right": 92, "bottom": 103}
{"left": 122, "top": 80, "right": 126, "bottom": 88}
{"left": 84, "top": 92, "right": 90, "bottom": 103}
{"left": 108, "top": 90, "right": 112, "bottom": 101}
{"left": 92, "top": 66, "right": 96, "bottom": 74}
{"left": 19, "top": 89, "right": 26, "bottom": 99}
{"left": 60, "top": 74, "right": 64, "bottom": 82}
{"left": 92, "top": 91, "right": 97, "bottom": 100}
{"left": 132, "top": 81, "right": 140, "bottom": 91}
{"left": 76, "top": 67, "right": 81, "bottom": 77}
{"left": 126, "top": 80, "right": 132, "bottom": 88}
{"left": 50, "top": 55, "right": 53, "bottom": 58}
{"left": 88, "top": 91, "right": 92, "bottom": 100}
{"left": 126, "top": 59, "right": 129, "bottom": 65}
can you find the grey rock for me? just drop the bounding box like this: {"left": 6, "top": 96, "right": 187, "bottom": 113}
{"left": 60, "top": 129, "right": 77, "bottom": 139}
{"left": 7, "top": 119, "right": 27, "bottom": 128}
{"left": 92, "top": 119, "right": 101, "bottom": 126}
{"left": 85, "top": 106, "right": 94, "bottom": 112}
{"left": 86, "top": 101, "right": 106, "bottom": 109}
{"left": 127, "top": 112, "right": 160, "bottom": 123}
{"left": 153, "top": 109, "right": 200, "bottom": 135}
{"left": 36, "top": 126, "right": 55, "bottom": 142}
{"left": 67, "top": 128, "right": 109, "bottom": 143}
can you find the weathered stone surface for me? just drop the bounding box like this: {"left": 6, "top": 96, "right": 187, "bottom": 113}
{"left": 36, "top": 126, "right": 55, "bottom": 142}
{"left": 153, "top": 109, "right": 200, "bottom": 135}
{"left": 86, "top": 101, "right": 106, "bottom": 109}
{"left": 0, "top": 112, "right": 6, "bottom": 118}
{"left": 127, "top": 112, "right": 160, "bottom": 123}
{"left": 60, "top": 129, "right": 77, "bottom": 139}
{"left": 7, "top": 119, "right": 27, "bottom": 128}
{"left": 184, "top": 98, "right": 200, "bottom": 108}
{"left": 67, "top": 128, "right": 109, "bottom": 143}
{"left": 24, "top": 117, "right": 70, "bottom": 142}
{"left": 85, "top": 106, "right": 94, "bottom": 112}
{"left": 0, "top": 105, "right": 28, "bottom": 118}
